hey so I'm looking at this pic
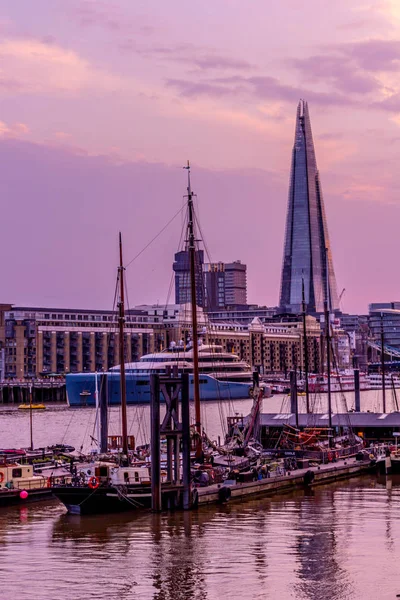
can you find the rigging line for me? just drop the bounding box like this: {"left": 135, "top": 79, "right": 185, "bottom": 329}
{"left": 125, "top": 205, "right": 186, "bottom": 269}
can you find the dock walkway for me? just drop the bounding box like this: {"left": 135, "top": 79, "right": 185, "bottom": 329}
{"left": 197, "top": 457, "right": 372, "bottom": 505}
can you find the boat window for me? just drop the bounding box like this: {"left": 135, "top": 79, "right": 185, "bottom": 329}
{"left": 12, "top": 468, "right": 22, "bottom": 478}
{"left": 137, "top": 380, "right": 150, "bottom": 386}
{"left": 99, "top": 467, "right": 108, "bottom": 477}
{"left": 191, "top": 379, "right": 208, "bottom": 384}
{"left": 135, "top": 472, "right": 139, "bottom": 482}
{"left": 124, "top": 472, "right": 129, "bottom": 482}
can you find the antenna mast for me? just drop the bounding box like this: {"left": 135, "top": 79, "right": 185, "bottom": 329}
{"left": 118, "top": 232, "right": 129, "bottom": 456}
{"left": 184, "top": 161, "right": 202, "bottom": 458}
{"left": 301, "top": 277, "right": 310, "bottom": 413}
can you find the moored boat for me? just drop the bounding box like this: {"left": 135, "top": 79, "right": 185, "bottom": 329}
{"left": 66, "top": 342, "right": 270, "bottom": 406}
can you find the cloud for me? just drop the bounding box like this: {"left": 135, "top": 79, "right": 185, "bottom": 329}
{"left": 0, "top": 38, "right": 125, "bottom": 95}
{"left": 120, "top": 40, "right": 254, "bottom": 72}
{"left": 67, "top": 0, "right": 155, "bottom": 35}
{"left": 344, "top": 39, "right": 400, "bottom": 72}
{"left": 0, "top": 121, "right": 30, "bottom": 137}
{"left": 167, "top": 74, "right": 354, "bottom": 107}
{"left": 289, "top": 55, "right": 379, "bottom": 94}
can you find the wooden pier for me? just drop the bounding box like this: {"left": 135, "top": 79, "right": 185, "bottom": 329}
{"left": 0, "top": 382, "right": 66, "bottom": 404}
{"left": 197, "top": 457, "right": 373, "bottom": 506}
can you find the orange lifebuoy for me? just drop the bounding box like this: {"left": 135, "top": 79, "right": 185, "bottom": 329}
{"left": 88, "top": 476, "right": 100, "bottom": 490}
{"left": 0, "top": 473, "right": 4, "bottom": 483}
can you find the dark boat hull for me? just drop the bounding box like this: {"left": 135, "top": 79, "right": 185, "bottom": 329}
{"left": 0, "top": 488, "right": 53, "bottom": 507}
{"left": 52, "top": 485, "right": 153, "bottom": 515}
{"left": 376, "top": 456, "right": 400, "bottom": 475}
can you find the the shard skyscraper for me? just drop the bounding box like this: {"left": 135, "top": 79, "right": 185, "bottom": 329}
{"left": 279, "top": 100, "right": 339, "bottom": 314}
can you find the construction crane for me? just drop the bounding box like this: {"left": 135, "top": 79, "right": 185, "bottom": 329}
{"left": 338, "top": 288, "right": 346, "bottom": 307}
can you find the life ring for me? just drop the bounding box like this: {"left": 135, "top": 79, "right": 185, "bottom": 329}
{"left": 88, "top": 476, "right": 100, "bottom": 490}
{"left": 0, "top": 473, "right": 4, "bottom": 483}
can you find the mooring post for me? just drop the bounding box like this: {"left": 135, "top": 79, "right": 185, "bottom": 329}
{"left": 354, "top": 368, "right": 361, "bottom": 412}
{"left": 290, "top": 370, "right": 298, "bottom": 428}
{"left": 181, "top": 373, "right": 191, "bottom": 510}
{"left": 99, "top": 374, "right": 108, "bottom": 453}
{"left": 151, "top": 374, "right": 161, "bottom": 512}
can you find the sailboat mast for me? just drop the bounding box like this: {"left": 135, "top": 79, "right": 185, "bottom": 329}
{"left": 118, "top": 233, "right": 129, "bottom": 456}
{"left": 185, "top": 161, "right": 202, "bottom": 457}
{"left": 381, "top": 312, "right": 386, "bottom": 413}
{"left": 301, "top": 277, "right": 310, "bottom": 413}
{"left": 324, "top": 248, "right": 333, "bottom": 446}
{"left": 29, "top": 383, "right": 33, "bottom": 451}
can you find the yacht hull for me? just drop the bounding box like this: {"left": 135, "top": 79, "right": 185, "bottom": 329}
{"left": 67, "top": 372, "right": 256, "bottom": 406}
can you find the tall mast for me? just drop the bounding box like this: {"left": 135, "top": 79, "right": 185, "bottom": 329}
{"left": 184, "top": 161, "right": 202, "bottom": 457}
{"left": 381, "top": 312, "right": 386, "bottom": 413}
{"left": 324, "top": 248, "right": 333, "bottom": 446}
{"left": 118, "top": 232, "right": 129, "bottom": 456}
{"left": 301, "top": 277, "right": 310, "bottom": 413}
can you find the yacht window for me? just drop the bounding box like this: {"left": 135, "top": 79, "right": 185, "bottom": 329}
{"left": 137, "top": 380, "right": 150, "bottom": 386}
{"left": 12, "top": 468, "right": 22, "bottom": 478}
{"left": 135, "top": 472, "right": 139, "bottom": 482}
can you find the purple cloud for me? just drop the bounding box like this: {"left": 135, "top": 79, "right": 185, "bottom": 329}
{"left": 120, "top": 40, "right": 254, "bottom": 71}
{"left": 289, "top": 55, "right": 378, "bottom": 94}
{"left": 167, "top": 74, "right": 355, "bottom": 107}
{"left": 346, "top": 39, "right": 400, "bottom": 72}
{"left": 67, "top": 0, "right": 154, "bottom": 36}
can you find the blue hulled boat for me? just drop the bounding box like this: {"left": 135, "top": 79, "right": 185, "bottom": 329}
{"left": 66, "top": 343, "right": 270, "bottom": 406}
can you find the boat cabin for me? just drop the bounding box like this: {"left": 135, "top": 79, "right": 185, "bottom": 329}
{"left": 109, "top": 465, "right": 151, "bottom": 485}
{"left": 0, "top": 462, "right": 46, "bottom": 490}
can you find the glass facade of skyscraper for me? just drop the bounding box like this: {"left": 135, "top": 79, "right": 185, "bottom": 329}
{"left": 279, "top": 100, "right": 339, "bottom": 314}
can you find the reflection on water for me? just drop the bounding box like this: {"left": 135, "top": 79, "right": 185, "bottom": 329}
{"left": 0, "top": 478, "right": 400, "bottom": 599}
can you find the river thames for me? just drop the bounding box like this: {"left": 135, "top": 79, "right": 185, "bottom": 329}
{"left": 0, "top": 476, "right": 399, "bottom": 599}
{"left": 0, "top": 389, "right": 398, "bottom": 599}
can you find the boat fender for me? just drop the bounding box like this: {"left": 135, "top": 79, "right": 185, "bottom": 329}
{"left": 191, "top": 488, "right": 199, "bottom": 509}
{"left": 88, "top": 476, "right": 100, "bottom": 490}
{"left": 303, "top": 470, "right": 315, "bottom": 486}
{"left": 248, "top": 387, "right": 254, "bottom": 398}
{"left": 218, "top": 486, "right": 232, "bottom": 503}
{"left": 0, "top": 473, "right": 4, "bottom": 483}
{"left": 47, "top": 477, "right": 52, "bottom": 488}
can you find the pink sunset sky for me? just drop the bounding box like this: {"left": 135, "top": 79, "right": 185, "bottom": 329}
{"left": 1, "top": 0, "right": 400, "bottom": 314}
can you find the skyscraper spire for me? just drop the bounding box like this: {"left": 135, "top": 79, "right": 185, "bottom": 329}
{"left": 279, "top": 100, "right": 339, "bottom": 314}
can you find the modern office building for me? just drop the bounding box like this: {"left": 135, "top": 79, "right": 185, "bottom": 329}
{"left": 204, "top": 262, "right": 226, "bottom": 311}
{"left": 279, "top": 100, "right": 339, "bottom": 315}
{"left": 203, "top": 260, "right": 247, "bottom": 311}
{"left": 173, "top": 249, "right": 204, "bottom": 307}
{"left": 174, "top": 251, "right": 247, "bottom": 311}
{"left": 369, "top": 303, "right": 400, "bottom": 350}
{"left": 225, "top": 261, "right": 247, "bottom": 306}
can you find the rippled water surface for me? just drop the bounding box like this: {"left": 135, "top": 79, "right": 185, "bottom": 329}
{"left": 0, "top": 390, "right": 398, "bottom": 599}
{"left": 1, "top": 478, "right": 400, "bottom": 600}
